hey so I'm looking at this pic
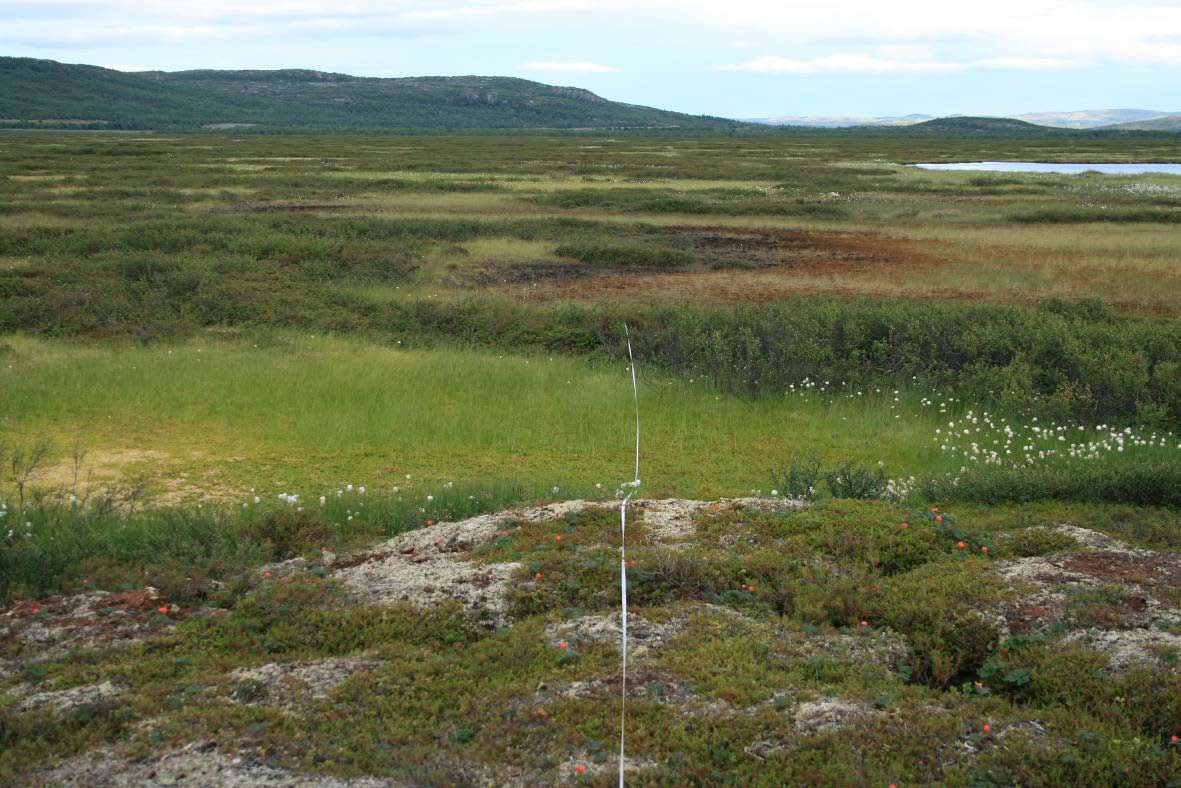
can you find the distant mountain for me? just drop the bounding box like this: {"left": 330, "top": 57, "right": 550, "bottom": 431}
{"left": 0, "top": 57, "right": 740, "bottom": 132}
{"left": 1013, "top": 109, "right": 1170, "bottom": 129}
{"left": 747, "top": 114, "right": 933, "bottom": 128}
{"left": 1101, "top": 113, "right": 1181, "bottom": 131}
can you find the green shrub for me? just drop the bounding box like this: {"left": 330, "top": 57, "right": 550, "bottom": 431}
{"left": 242, "top": 509, "right": 333, "bottom": 561}
{"left": 824, "top": 460, "right": 889, "bottom": 499}
{"left": 923, "top": 459, "right": 1181, "bottom": 508}
{"left": 1004, "top": 528, "right": 1078, "bottom": 557}
{"left": 555, "top": 242, "right": 692, "bottom": 269}
{"left": 770, "top": 455, "right": 822, "bottom": 500}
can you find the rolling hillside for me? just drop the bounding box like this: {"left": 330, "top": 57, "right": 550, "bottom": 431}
{"left": 1102, "top": 113, "right": 1181, "bottom": 131}
{"left": 1013, "top": 109, "right": 1169, "bottom": 129}
{"left": 0, "top": 57, "right": 739, "bottom": 132}
{"left": 907, "top": 116, "right": 1067, "bottom": 136}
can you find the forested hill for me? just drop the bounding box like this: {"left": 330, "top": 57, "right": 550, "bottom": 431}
{"left": 0, "top": 57, "right": 741, "bottom": 132}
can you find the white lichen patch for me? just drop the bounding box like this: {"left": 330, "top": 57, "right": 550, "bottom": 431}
{"left": 953, "top": 720, "right": 1058, "bottom": 763}
{"left": 331, "top": 500, "right": 606, "bottom": 624}
{"left": 257, "top": 556, "right": 313, "bottom": 580}
{"left": 640, "top": 497, "right": 806, "bottom": 545}
{"left": 1063, "top": 628, "right": 1181, "bottom": 672}
{"left": 556, "top": 755, "right": 659, "bottom": 782}
{"left": 329, "top": 499, "right": 794, "bottom": 624}
{"left": 1050, "top": 524, "right": 1128, "bottom": 551}
{"left": 770, "top": 626, "right": 910, "bottom": 673}
{"left": 227, "top": 657, "right": 379, "bottom": 709}
{"left": 16, "top": 679, "right": 125, "bottom": 713}
{"left": 993, "top": 537, "right": 1181, "bottom": 669}
{"left": 534, "top": 670, "right": 736, "bottom": 718}
{"left": 638, "top": 498, "right": 711, "bottom": 542}
{"left": 792, "top": 698, "right": 881, "bottom": 735}
{"left": 547, "top": 603, "right": 756, "bottom": 664}
{"left": 39, "top": 741, "right": 401, "bottom": 787}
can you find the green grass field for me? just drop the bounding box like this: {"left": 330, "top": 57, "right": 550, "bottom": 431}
{"left": 2, "top": 130, "right": 1180, "bottom": 785}
{"left": 1, "top": 334, "right": 958, "bottom": 498}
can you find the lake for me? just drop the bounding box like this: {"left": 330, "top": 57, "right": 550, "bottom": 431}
{"left": 913, "top": 161, "right": 1181, "bottom": 175}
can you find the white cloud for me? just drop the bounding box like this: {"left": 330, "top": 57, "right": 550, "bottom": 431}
{"left": 6, "top": 0, "right": 1181, "bottom": 71}
{"left": 519, "top": 61, "right": 619, "bottom": 73}
{"left": 716, "top": 53, "right": 1085, "bottom": 74}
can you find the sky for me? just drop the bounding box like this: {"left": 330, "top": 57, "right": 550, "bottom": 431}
{"left": 3, "top": 0, "right": 1180, "bottom": 118}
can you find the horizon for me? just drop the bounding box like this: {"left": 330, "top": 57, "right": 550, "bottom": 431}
{"left": 3, "top": 1, "right": 1180, "bottom": 118}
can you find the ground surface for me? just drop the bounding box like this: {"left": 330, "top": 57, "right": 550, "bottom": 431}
{"left": 4, "top": 498, "right": 1180, "bottom": 785}
{"left": 2, "top": 130, "right": 1180, "bottom": 785}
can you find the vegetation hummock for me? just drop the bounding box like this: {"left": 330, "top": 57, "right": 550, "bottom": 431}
{"left": 3, "top": 497, "right": 1181, "bottom": 784}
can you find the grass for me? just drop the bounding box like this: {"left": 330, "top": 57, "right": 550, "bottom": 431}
{"left": 0, "top": 333, "right": 953, "bottom": 497}
{"left": 0, "top": 480, "right": 539, "bottom": 604}
{"left": 2, "top": 331, "right": 1178, "bottom": 607}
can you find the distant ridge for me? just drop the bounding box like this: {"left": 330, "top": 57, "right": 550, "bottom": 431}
{"left": 746, "top": 113, "right": 933, "bottom": 128}
{"left": 0, "top": 57, "right": 740, "bottom": 132}
{"left": 907, "top": 116, "right": 1068, "bottom": 135}
{"left": 1012, "top": 109, "right": 1170, "bottom": 128}
{"left": 1101, "top": 113, "right": 1181, "bottom": 131}
{"left": 3, "top": 58, "right": 1176, "bottom": 136}
{"left": 750, "top": 109, "right": 1180, "bottom": 131}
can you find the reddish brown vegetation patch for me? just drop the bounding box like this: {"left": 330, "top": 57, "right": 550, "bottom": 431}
{"left": 0, "top": 588, "right": 212, "bottom": 664}
{"left": 329, "top": 550, "right": 395, "bottom": 571}
{"left": 682, "top": 226, "right": 933, "bottom": 272}
{"left": 1007, "top": 600, "right": 1066, "bottom": 636}
{"left": 1060, "top": 551, "right": 1181, "bottom": 587}
{"left": 515, "top": 226, "right": 946, "bottom": 305}
{"left": 103, "top": 588, "right": 167, "bottom": 613}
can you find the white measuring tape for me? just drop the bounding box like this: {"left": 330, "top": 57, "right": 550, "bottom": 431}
{"left": 618, "top": 325, "right": 641, "bottom": 788}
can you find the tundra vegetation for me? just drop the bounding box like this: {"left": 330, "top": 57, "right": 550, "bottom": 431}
{"left": 2, "top": 130, "right": 1181, "bottom": 785}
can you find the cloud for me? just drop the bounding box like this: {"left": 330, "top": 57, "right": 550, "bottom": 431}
{"left": 519, "top": 61, "right": 619, "bottom": 73}
{"left": 5, "top": 0, "right": 1181, "bottom": 73}
{"left": 716, "top": 53, "right": 1086, "bottom": 74}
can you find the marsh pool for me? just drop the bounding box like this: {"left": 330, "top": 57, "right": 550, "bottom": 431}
{"left": 913, "top": 162, "right": 1181, "bottom": 175}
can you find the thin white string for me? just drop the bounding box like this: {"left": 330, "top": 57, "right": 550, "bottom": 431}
{"left": 618, "top": 496, "right": 629, "bottom": 788}
{"left": 619, "top": 325, "right": 640, "bottom": 788}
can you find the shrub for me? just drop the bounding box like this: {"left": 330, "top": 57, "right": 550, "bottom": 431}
{"left": 555, "top": 242, "right": 692, "bottom": 269}
{"left": 825, "top": 460, "right": 889, "bottom": 500}
{"left": 923, "top": 459, "right": 1181, "bottom": 508}
{"left": 770, "top": 456, "right": 889, "bottom": 500}
{"left": 770, "top": 455, "right": 822, "bottom": 500}
{"left": 242, "top": 509, "right": 333, "bottom": 561}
